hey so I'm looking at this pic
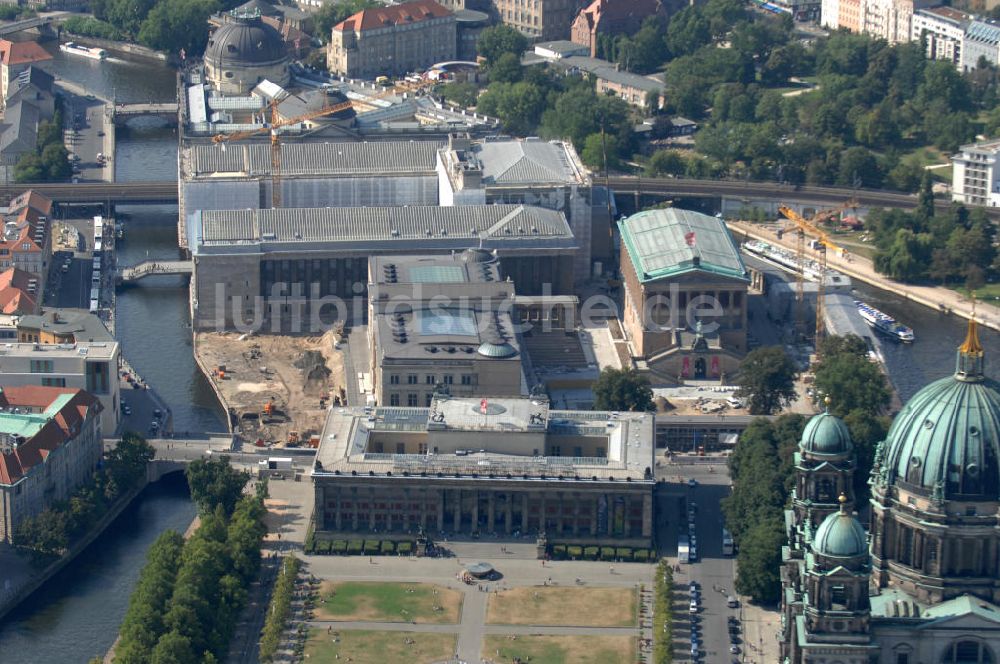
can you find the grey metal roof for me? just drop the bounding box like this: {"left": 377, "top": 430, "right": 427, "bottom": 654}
{"left": 188, "top": 140, "right": 442, "bottom": 177}
{"left": 560, "top": 56, "right": 664, "bottom": 92}
{"left": 475, "top": 140, "right": 583, "bottom": 185}
{"left": 0, "top": 101, "right": 39, "bottom": 156}
{"left": 198, "top": 204, "right": 573, "bottom": 245}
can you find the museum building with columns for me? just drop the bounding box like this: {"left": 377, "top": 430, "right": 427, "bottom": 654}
{"left": 311, "top": 394, "right": 655, "bottom": 545}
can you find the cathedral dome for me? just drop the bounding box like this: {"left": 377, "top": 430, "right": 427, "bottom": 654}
{"left": 205, "top": 16, "right": 287, "bottom": 69}
{"left": 800, "top": 411, "right": 853, "bottom": 458}
{"left": 880, "top": 320, "right": 1000, "bottom": 501}
{"left": 813, "top": 498, "right": 868, "bottom": 558}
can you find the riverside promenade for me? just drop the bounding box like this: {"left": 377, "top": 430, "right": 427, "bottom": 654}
{"left": 728, "top": 220, "right": 1000, "bottom": 332}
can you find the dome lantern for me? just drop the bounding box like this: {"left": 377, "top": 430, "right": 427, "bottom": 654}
{"left": 956, "top": 317, "right": 985, "bottom": 382}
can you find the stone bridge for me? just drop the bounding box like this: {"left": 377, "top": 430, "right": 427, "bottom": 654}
{"left": 116, "top": 260, "right": 193, "bottom": 285}
{"left": 110, "top": 102, "right": 180, "bottom": 126}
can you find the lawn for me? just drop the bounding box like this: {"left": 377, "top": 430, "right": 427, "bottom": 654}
{"left": 483, "top": 635, "right": 636, "bottom": 664}
{"left": 486, "top": 586, "right": 637, "bottom": 627}
{"left": 315, "top": 581, "right": 462, "bottom": 623}
{"left": 306, "top": 628, "right": 456, "bottom": 663}
{"left": 951, "top": 282, "right": 1000, "bottom": 303}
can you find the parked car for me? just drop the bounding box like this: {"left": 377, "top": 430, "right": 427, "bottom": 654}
{"left": 688, "top": 478, "right": 698, "bottom": 488}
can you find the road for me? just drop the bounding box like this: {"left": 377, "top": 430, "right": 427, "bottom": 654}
{"left": 657, "top": 459, "right": 780, "bottom": 663}
{"left": 59, "top": 89, "right": 112, "bottom": 183}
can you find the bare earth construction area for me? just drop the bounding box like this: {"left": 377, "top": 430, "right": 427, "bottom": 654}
{"left": 195, "top": 330, "right": 346, "bottom": 446}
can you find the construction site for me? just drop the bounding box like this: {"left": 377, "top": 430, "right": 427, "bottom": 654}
{"left": 195, "top": 327, "right": 347, "bottom": 449}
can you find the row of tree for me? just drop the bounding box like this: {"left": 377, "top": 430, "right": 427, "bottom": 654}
{"left": 466, "top": 25, "right": 636, "bottom": 171}
{"left": 15, "top": 105, "right": 72, "bottom": 185}
{"left": 84, "top": 0, "right": 233, "bottom": 56}
{"left": 652, "top": 560, "right": 674, "bottom": 664}
{"left": 869, "top": 182, "right": 999, "bottom": 287}
{"left": 113, "top": 458, "right": 266, "bottom": 664}
{"left": 15, "top": 433, "right": 155, "bottom": 556}
{"left": 258, "top": 555, "right": 301, "bottom": 662}
{"left": 722, "top": 414, "right": 803, "bottom": 604}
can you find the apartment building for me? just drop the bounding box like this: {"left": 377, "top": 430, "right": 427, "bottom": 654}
{"left": 951, "top": 139, "right": 1000, "bottom": 207}
{"left": 822, "top": 0, "right": 935, "bottom": 44}
{"left": 0, "top": 386, "right": 102, "bottom": 543}
{"left": 963, "top": 19, "right": 1000, "bottom": 69}
{"left": 1, "top": 310, "right": 120, "bottom": 433}
{"left": 0, "top": 193, "right": 51, "bottom": 295}
{"left": 493, "top": 0, "right": 585, "bottom": 40}
{"left": 327, "top": 0, "right": 456, "bottom": 79}
{"left": 0, "top": 39, "right": 50, "bottom": 103}
{"left": 912, "top": 6, "right": 972, "bottom": 66}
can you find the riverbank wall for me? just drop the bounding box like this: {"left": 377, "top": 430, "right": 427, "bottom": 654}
{"left": 58, "top": 34, "right": 172, "bottom": 63}
{"left": 191, "top": 330, "right": 235, "bottom": 436}
{"left": 728, "top": 220, "right": 1000, "bottom": 333}
{"left": 0, "top": 481, "right": 147, "bottom": 624}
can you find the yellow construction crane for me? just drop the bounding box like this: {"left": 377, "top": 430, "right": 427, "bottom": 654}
{"left": 778, "top": 205, "right": 849, "bottom": 344}
{"left": 211, "top": 80, "right": 431, "bottom": 208}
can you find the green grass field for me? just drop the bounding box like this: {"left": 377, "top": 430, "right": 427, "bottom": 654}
{"left": 315, "top": 581, "right": 462, "bottom": 624}
{"left": 306, "top": 628, "right": 456, "bottom": 663}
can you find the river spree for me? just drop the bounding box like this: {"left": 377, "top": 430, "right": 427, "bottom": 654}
{"left": 0, "top": 476, "right": 196, "bottom": 663}
{"left": 0, "top": 54, "right": 218, "bottom": 660}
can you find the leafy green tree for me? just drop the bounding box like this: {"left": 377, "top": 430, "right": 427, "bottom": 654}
{"left": 592, "top": 368, "right": 653, "bottom": 412}
{"left": 488, "top": 52, "right": 522, "bottom": 84}
{"left": 314, "top": 0, "right": 379, "bottom": 42}
{"left": 41, "top": 144, "right": 72, "bottom": 181}
{"left": 813, "top": 335, "right": 890, "bottom": 417}
{"left": 475, "top": 82, "right": 545, "bottom": 136}
{"left": 734, "top": 517, "right": 785, "bottom": 603}
{"left": 735, "top": 346, "right": 798, "bottom": 415}
{"left": 116, "top": 531, "right": 185, "bottom": 664}
{"left": 646, "top": 150, "right": 687, "bottom": 177}
{"left": 441, "top": 81, "right": 479, "bottom": 108}
{"left": 14, "top": 154, "right": 46, "bottom": 184}
{"left": 149, "top": 630, "right": 195, "bottom": 664}
{"left": 477, "top": 24, "right": 528, "bottom": 65}
{"left": 137, "top": 0, "right": 219, "bottom": 56}
{"left": 843, "top": 409, "right": 889, "bottom": 502}
{"left": 580, "top": 132, "right": 619, "bottom": 171}
{"left": 185, "top": 457, "right": 248, "bottom": 517}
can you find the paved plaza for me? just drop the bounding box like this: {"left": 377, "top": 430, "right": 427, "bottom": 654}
{"left": 259, "top": 452, "right": 780, "bottom": 664}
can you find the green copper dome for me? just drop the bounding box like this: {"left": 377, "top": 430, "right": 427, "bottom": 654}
{"left": 813, "top": 502, "right": 868, "bottom": 558}
{"left": 800, "top": 411, "right": 853, "bottom": 457}
{"left": 880, "top": 320, "right": 1000, "bottom": 500}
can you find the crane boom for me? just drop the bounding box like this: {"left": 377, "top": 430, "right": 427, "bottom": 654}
{"left": 778, "top": 205, "right": 850, "bottom": 345}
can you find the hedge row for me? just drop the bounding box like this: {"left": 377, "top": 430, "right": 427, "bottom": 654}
{"left": 259, "top": 556, "right": 302, "bottom": 663}
{"left": 548, "top": 544, "right": 655, "bottom": 562}
{"left": 653, "top": 560, "right": 673, "bottom": 664}
{"left": 305, "top": 538, "right": 414, "bottom": 556}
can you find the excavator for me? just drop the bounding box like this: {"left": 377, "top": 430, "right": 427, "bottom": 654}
{"left": 211, "top": 79, "right": 432, "bottom": 208}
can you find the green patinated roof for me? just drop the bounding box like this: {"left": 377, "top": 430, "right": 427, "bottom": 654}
{"left": 881, "top": 373, "right": 1000, "bottom": 499}
{"left": 618, "top": 208, "right": 749, "bottom": 284}
{"left": 0, "top": 412, "right": 49, "bottom": 438}
{"left": 800, "top": 412, "right": 853, "bottom": 457}
{"left": 813, "top": 509, "right": 867, "bottom": 558}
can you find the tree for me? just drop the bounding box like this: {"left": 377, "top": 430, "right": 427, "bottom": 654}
{"left": 13, "top": 153, "right": 46, "bottom": 184}
{"left": 475, "top": 82, "right": 545, "bottom": 136}
{"left": 735, "top": 346, "right": 798, "bottom": 415}
{"left": 488, "top": 52, "right": 522, "bottom": 84}
{"left": 149, "top": 630, "right": 194, "bottom": 664}
{"left": 646, "top": 150, "right": 687, "bottom": 177}
{"left": 734, "top": 517, "right": 785, "bottom": 603}
{"left": 580, "top": 132, "right": 619, "bottom": 171}
{"left": 813, "top": 335, "right": 890, "bottom": 417}
{"left": 477, "top": 24, "right": 528, "bottom": 65}
{"left": 184, "top": 457, "right": 248, "bottom": 516}
{"left": 441, "top": 81, "right": 479, "bottom": 108}
{"left": 137, "top": 0, "right": 219, "bottom": 56}
{"left": 592, "top": 368, "right": 653, "bottom": 412}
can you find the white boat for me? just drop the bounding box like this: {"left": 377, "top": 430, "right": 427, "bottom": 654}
{"left": 60, "top": 42, "right": 107, "bottom": 61}
{"left": 742, "top": 240, "right": 827, "bottom": 281}
{"left": 855, "top": 300, "right": 914, "bottom": 343}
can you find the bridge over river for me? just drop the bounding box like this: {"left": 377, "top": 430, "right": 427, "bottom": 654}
{"left": 117, "top": 259, "right": 193, "bottom": 284}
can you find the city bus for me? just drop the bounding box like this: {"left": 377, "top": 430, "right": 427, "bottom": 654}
{"left": 722, "top": 528, "right": 734, "bottom": 556}
{"left": 678, "top": 534, "right": 690, "bottom": 564}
